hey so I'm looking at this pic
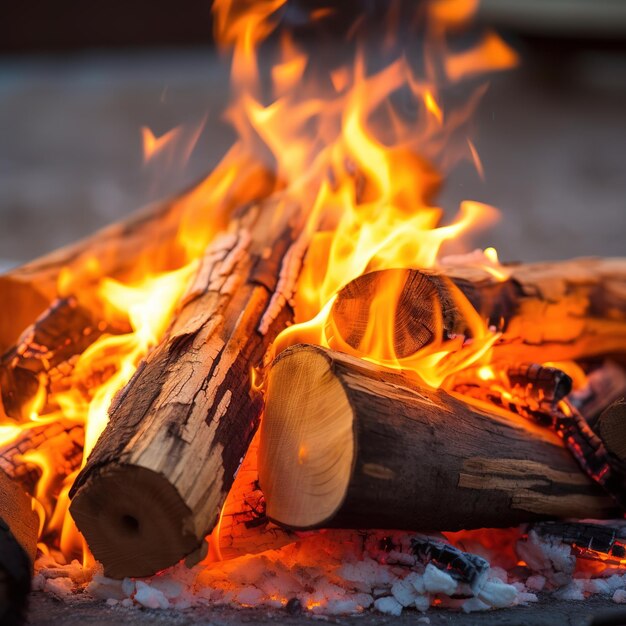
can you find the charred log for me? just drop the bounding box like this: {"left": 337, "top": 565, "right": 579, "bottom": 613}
{"left": 0, "top": 297, "right": 127, "bottom": 419}
{"left": 0, "top": 421, "right": 84, "bottom": 496}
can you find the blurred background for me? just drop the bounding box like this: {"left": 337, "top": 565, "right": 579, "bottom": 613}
{"left": 1, "top": 0, "right": 625, "bottom": 270}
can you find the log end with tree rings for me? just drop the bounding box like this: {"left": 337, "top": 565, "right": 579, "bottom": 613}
{"left": 69, "top": 465, "right": 201, "bottom": 579}
{"left": 328, "top": 268, "right": 469, "bottom": 359}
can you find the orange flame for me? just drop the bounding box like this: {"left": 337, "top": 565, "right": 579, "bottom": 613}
{"left": 0, "top": 0, "right": 522, "bottom": 568}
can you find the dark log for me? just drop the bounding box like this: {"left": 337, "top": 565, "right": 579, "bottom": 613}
{"left": 259, "top": 344, "right": 618, "bottom": 531}
{"left": 329, "top": 258, "right": 626, "bottom": 364}
{"left": 210, "top": 433, "right": 296, "bottom": 561}
{"left": 596, "top": 399, "right": 626, "bottom": 465}
{"left": 69, "top": 196, "right": 308, "bottom": 579}
{"left": 0, "top": 470, "right": 38, "bottom": 626}
{"left": 571, "top": 361, "right": 626, "bottom": 423}
{"left": 0, "top": 421, "right": 84, "bottom": 496}
{"left": 0, "top": 297, "right": 128, "bottom": 419}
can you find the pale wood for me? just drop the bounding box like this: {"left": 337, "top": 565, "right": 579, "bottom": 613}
{"left": 259, "top": 344, "right": 618, "bottom": 531}
{"left": 329, "top": 258, "right": 626, "bottom": 363}
{"left": 69, "top": 196, "right": 309, "bottom": 578}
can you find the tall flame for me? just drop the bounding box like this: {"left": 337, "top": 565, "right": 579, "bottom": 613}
{"left": 0, "top": 0, "right": 519, "bottom": 565}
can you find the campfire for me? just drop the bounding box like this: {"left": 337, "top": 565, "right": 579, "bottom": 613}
{"left": 2, "top": 0, "right": 626, "bottom": 622}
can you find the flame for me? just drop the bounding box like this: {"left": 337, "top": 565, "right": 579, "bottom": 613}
{"left": 0, "top": 0, "right": 526, "bottom": 569}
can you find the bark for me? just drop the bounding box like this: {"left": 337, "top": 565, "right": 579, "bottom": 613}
{"left": 259, "top": 344, "right": 618, "bottom": 531}
{"left": 330, "top": 258, "right": 626, "bottom": 364}
{"left": 69, "top": 196, "right": 309, "bottom": 579}
{"left": 0, "top": 470, "right": 38, "bottom": 626}
{"left": 0, "top": 297, "right": 128, "bottom": 419}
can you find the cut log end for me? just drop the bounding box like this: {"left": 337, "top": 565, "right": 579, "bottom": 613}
{"left": 259, "top": 346, "right": 354, "bottom": 528}
{"left": 329, "top": 268, "right": 462, "bottom": 359}
{"left": 69, "top": 465, "right": 201, "bottom": 579}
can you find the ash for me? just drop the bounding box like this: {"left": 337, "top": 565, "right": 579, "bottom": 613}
{"left": 30, "top": 523, "right": 626, "bottom": 617}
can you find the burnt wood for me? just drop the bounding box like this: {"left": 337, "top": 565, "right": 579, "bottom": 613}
{"left": 0, "top": 297, "right": 128, "bottom": 419}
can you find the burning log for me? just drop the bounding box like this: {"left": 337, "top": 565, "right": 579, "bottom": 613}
{"left": 259, "top": 344, "right": 618, "bottom": 531}
{"left": 0, "top": 297, "right": 127, "bottom": 419}
{"left": 69, "top": 197, "right": 308, "bottom": 578}
{"left": 0, "top": 163, "right": 273, "bottom": 354}
{"left": 329, "top": 258, "right": 626, "bottom": 363}
{"left": 212, "top": 433, "right": 296, "bottom": 561}
{"left": 0, "top": 421, "right": 84, "bottom": 496}
{"left": 0, "top": 470, "right": 38, "bottom": 626}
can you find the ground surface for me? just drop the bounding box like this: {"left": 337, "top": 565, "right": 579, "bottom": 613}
{"left": 25, "top": 592, "right": 626, "bottom": 626}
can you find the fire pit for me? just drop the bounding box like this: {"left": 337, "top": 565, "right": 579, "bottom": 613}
{"left": 2, "top": 0, "right": 626, "bottom": 624}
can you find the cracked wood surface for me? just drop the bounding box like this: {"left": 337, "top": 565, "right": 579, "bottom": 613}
{"left": 69, "top": 196, "right": 307, "bottom": 578}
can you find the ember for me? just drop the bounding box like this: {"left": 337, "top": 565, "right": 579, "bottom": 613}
{"left": 1, "top": 0, "right": 626, "bottom": 622}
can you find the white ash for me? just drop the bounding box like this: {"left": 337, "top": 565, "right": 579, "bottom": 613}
{"left": 33, "top": 525, "right": 626, "bottom": 615}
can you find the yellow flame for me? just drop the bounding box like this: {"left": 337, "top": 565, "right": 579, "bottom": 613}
{"left": 0, "top": 0, "right": 523, "bottom": 566}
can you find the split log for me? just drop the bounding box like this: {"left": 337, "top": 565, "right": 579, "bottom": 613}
{"left": 0, "top": 470, "right": 38, "bottom": 626}
{"left": 0, "top": 162, "right": 272, "bottom": 354}
{"left": 329, "top": 258, "right": 626, "bottom": 364}
{"left": 258, "top": 344, "right": 618, "bottom": 531}
{"left": 69, "top": 196, "right": 309, "bottom": 578}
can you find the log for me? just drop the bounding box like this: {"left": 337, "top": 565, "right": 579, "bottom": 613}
{"left": 258, "top": 344, "right": 618, "bottom": 531}
{"left": 328, "top": 258, "right": 626, "bottom": 364}
{"left": 69, "top": 196, "right": 309, "bottom": 578}
{"left": 0, "top": 297, "right": 128, "bottom": 419}
{"left": 596, "top": 399, "right": 626, "bottom": 465}
{"left": 0, "top": 162, "right": 273, "bottom": 354}
{"left": 0, "top": 421, "right": 84, "bottom": 496}
{"left": 571, "top": 361, "right": 626, "bottom": 423}
{"left": 0, "top": 470, "right": 38, "bottom": 626}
